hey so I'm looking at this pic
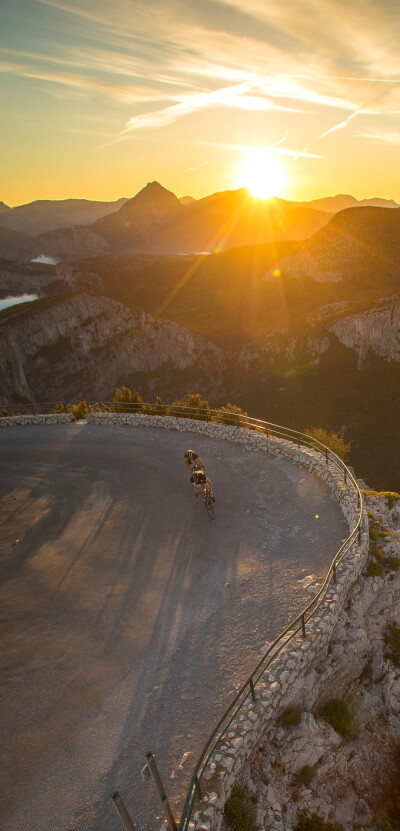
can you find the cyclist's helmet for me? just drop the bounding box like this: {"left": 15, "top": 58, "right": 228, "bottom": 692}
{"left": 184, "top": 449, "right": 197, "bottom": 459}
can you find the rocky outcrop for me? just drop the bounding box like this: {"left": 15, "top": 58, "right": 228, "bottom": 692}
{"left": 329, "top": 299, "right": 400, "bottom": 365}
{"left": 0, "top": 293, "right": 227, "bottom": 404}
{"left": 0, "top": 259, "right": 57, "bottom": 296}
{"left": 243, "top": 489, "right": 400, "bottom": 831}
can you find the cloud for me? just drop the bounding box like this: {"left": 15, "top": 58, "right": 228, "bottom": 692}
{"left": 198, "top": 140, "right": 321, "bottom": 159}
{"left": 185, "top": 161, "right": 208, "bottom": 171}
{"left": 355, "top": 127, "right": 400, "bottom": 145}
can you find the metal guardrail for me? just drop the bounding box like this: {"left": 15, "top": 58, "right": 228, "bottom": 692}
{"left": 1, "top": 400, "right": 363, "bottom": 830}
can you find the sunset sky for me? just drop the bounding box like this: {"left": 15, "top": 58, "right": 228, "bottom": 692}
{"left": 1, "top": 0, "right": 399, "bottom": 206}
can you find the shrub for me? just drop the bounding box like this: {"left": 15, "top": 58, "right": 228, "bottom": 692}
{"left": 363, "top": 490, "right": 400, "bottom": 510}
{"left": 320, "top": 699, "right": 353, "bottom": 739}
{"left": 304, "top": 427, "right": 351, "bottom": 462}
{"left": 386, "top": 557, "right": 400, "bottom": 571}
{"left": 112, "top": 386, "right": 144, "bottom": 413}
{"left": 382, "top": 492, "right": 400, "bottom": 510}
{"left": 1, "top": 408, "right": 10, "bottom": 417}
{"left": 224, "top": 786, "right": 256, "bottom": 831}
{"left": 369, "top": 525, "right": 378, "bottom": 540}
{"left": 367, "top": 560, "right": 383, "bottom": 577}
{"left": 69, "top": 400, "right": 91, "bottom": 421}
{"left": 277, "top": 708, "right": 301, "bottom": 727}
{"left": 384, "top": 622, "right": 400, "bottom": 668}
{"left": 295, "top": 809, "right": 343, "bottom": 831}
{"left": 295, "top": 766, "right": 316, "bottom": 788}
{"left": 215, "top": 402, "right": 246, "bottom": 426}
{"left": 370, "top": 546, "right": 384, "bottom": 561}
{"left": 173, "top": 392, "right": 210, "bottom": 420}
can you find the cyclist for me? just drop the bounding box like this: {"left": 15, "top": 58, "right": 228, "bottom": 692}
{"left": 184, "top": 449, "right": 204, "bottom": 471}
{"left": 190, "top": 469, "right": 215, "bottom": 502}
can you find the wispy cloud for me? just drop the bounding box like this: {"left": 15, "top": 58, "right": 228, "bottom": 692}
{"left": 185, "top": 161, "right": 208, "bottom": 171}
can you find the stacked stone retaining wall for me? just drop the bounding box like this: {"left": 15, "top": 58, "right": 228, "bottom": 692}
{"left": 0, "top": 413, "right": 73, "bottom": 426}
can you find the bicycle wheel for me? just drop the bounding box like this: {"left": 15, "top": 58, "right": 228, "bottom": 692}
{"left": 204, "top": 493, "right": 215, "bottom": 519}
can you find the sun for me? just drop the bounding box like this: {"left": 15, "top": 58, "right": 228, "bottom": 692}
{"left": 237, "top": 150, "right": 286, "bottom": 199}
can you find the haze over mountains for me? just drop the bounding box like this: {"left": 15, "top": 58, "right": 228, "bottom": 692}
{"left": 0, "top": 185, "right": 399, "bottom": 490}
{"left": 1, "top": 182, "right": 398, "bottom": 264}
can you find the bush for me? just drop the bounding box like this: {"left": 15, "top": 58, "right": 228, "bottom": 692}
{"left": 1, "top": 408, "right": 10, "bottom": 417}
{"left": 214, "top": 402, "right": 246, "bottom": 426}
{"left": 295, "top": 809, "right": 343, "bottom": 831}
{"left": 277, "top": 708, "right": 301, "bottom": 727}
{"left": 320, "top": 699, "right": 353, "bottom": 739}
{"left": 363, "top": 490, "right": 400, "bottom": 510}
{"left": 69, "top": 400, "right": 91, "bottom": 421}
{"left": 370, "top": 525, "right": 378, "bottom": 540}
{"left": 173, "top": 392, "right": 210, "bottom": 420}
{"left": 367, "top": 560, "right": 383, "bottom": 577}
{"left": 384, "top": 623, "right": 400, "bottom": 668}
{"left": 112, "top": 386, "right": 144, "bottom": 413}
{"left": 224, "top": 786, "right": 256, "bottom": 831}
{"left": 382, "top": 492, "right": 400, "bottom": 510}
{"left": 295, "top": 766, "right": 316, "bottom": 788}
{"left": 304, "top": 427, "right": 351, "bottom": 462}
{"left": 386, "top": 557, "right": 400, "bottom": 572}
{"left": 371, "top": 546, "right": 384, "bottom": 561}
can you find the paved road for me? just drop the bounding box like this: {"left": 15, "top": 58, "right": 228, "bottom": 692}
{"left": 0, "top": 423, "right": 348, "bottom": 831}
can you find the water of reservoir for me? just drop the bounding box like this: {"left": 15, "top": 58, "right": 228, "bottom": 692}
{"left": 0, "top": 294, "right": 39, "bottom": 312}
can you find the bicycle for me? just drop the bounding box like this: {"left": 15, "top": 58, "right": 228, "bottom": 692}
{"left": 203, "top": 489, "right": 215, "bottom": 520}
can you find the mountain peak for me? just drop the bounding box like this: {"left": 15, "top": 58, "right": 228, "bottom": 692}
{"left": 119, "top": 181, "right": 182, "bottom": 222}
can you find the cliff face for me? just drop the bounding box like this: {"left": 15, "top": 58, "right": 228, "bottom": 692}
{"left": 0, "top": 294, "right": 227, "bottom": 404}
{"left": 329, "top": 300, "right": 400, "bottom": 366}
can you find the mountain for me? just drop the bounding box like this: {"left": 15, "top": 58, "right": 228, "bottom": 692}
{"left": 3, "top": 182, "right": 332, "bottom": 263}
{"left": 0, "top": 197, "right": 128, "bottom": 236}
{"left": 0, "top": 202, "right": 11, "bottom": 216}
{"left": 273, "top": 206, "right": 400, "bottom": 289}
{"left": 298, "top": 195, "right": 399, "bottom": 213}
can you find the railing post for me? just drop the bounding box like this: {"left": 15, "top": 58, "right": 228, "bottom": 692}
{"left": 194, "top": 775, "right": 203, "bottom": 800}
{"left": 249, "top": 678, "right": 256, "bottom": 703}
{"left": 301, "top": 614, "right": 306, "bottom": 638}
{"left": 143, "top": 753, "right": 177, "bottom": 831}
{"left": 344, "top": 468, "right": 347, "bottom": 484}
{"left": 111, "top": 791, "right": 137, "bottom": 831}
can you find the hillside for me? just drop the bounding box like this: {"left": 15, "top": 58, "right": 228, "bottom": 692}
{"left": 298, "top": 194, "right": 399, "bottom": 213}
{"left": 275, "top": 206, "right": 400, "bottom": 289}
{"left": 0, "top": 226, "right": 29, "bottom": 251}
{"left": 0, "top": 197, "right": 128, "bottom": 236}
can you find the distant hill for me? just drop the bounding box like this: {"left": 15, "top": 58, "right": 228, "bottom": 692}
{"left": 0, "top": 197, "right": 129, "bottom": 236}
{"left": 274, "top": 206, "right": 400, "bottom": 290}
{"left": 299, "top": 194, "right": 399, "bottom": 213}
{"left": 179, "top": 195, "right": 196, "bottom": 205}
{"left": 0, "top": 202, "right": 11, "bottom": 216}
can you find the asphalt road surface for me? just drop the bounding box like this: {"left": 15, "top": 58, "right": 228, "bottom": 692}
{"left": 0, "top": 423, "right": 348, "bottom": 831}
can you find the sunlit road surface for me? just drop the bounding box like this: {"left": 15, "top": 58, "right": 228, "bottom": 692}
{"left": 0, "top": 423, "right": 348, "bottom": 831}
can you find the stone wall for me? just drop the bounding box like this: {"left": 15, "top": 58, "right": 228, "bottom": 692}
{"left": 0, "top": 413, "right": 73, "bottom": 426}
{"left": 85, "top": 412, "right": 369, "bottom": 831}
